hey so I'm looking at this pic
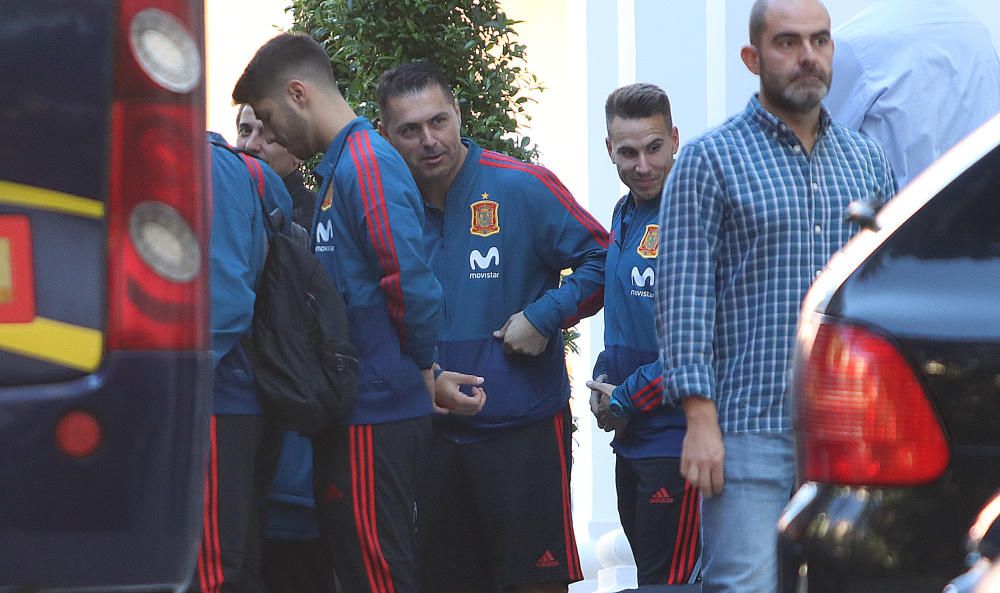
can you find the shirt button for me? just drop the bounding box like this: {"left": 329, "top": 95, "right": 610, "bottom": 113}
{"left": 815, "top": 269, "right": 823, "bottom": 278}
{"left": 793, "top": 145, "right": 802, "bottom": 153}
{"left": 772, "top": 131, "right": 778, "bottom": 138}
{"left": 812, "top": 182, "right": 819, "bottom": 191}
{"left": 814, "top": 224, "right": 822, "bottom": 234}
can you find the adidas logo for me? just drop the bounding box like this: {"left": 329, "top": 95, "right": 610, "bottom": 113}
{"left": 649, "top": 487, "right": 675, "bottom": 504}
{"left": 535, "top": 550, "right": 560, "bottom": 568}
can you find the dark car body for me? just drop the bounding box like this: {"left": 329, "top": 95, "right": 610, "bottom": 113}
{"left": 0, "top": 1, "right": 211, "bottom": 591}
{"left": 777, "top": 114, "right": 1000, "bottom": 593}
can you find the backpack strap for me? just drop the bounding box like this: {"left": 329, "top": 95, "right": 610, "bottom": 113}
{"left": 242, "top": 152, "right": 267, "bottom": 202}
{"left": 236, "top": 152, "right": 281, "bottom": 238}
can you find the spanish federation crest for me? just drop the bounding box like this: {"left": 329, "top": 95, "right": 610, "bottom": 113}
{"left": 320, "top": 184, "right": 334, "bottom": 211}
{"left": 637, "top": 224, "right": 659, "bottom": 259}
{"left": 470, "top": 196, "right": 500, "bottom": 237}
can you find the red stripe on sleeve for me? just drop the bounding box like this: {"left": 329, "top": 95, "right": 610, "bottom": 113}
{"left": 631, "top": 376, "right": 664, "bottom": 412}
{"left": 561, "top": 287, "right": 605, "bottom": 328}
{"left": 480, "top": 151, "right": 609, "bottom": 248}
{"left": 349, "top": 133, "right": 408, "bottom": 342}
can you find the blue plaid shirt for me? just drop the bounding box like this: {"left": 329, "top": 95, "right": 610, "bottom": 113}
{"left": 655, "top": 95, "right": 896, "bottom": 433}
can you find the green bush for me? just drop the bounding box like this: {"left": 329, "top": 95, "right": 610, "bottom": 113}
{"left": 289, "top": 0, "right": 581, "bottom": 361}
{"left": 289, "top": 0, "right": 543, "bottom": 163}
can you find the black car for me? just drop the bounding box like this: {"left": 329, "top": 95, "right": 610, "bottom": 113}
{"left": 777, "top": 113, "right": 1000, "bottom": 593}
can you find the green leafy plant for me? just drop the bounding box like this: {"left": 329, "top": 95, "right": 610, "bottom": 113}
{"left": 289, "top": 0, "right": 583, "bottom": 364}
{"left": 289, "top": 0, "right": 542, "bottom": 163}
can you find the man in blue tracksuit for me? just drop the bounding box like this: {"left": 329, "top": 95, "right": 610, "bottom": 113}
{"left": 234, "top": 105, "right": 333, "bottom": 593}
{"left": 233, "top": 34, "right": 442, "bottom": 593}
{"left": 190, "top": 132, "right": 292, "bottom": 593}
{"left": 587, "top": 84, "right": 700, "bottom": 587}
{"left": 376, "top": 61, "right": 608, "bottom": 593}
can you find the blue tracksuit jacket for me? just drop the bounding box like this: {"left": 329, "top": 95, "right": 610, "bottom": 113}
{"left": 425, "top": 139, "right": 608, "bottom": 441}
{"left": 592, "top": 193, "right": 685, "bottom": 458}
{"left": 312, "top": 117, "right": 441, "bottom": 426}
{"left": 208, "top": 132, "right": 291, "bottom": 415}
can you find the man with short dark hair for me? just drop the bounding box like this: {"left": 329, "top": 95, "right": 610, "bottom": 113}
{"left": 236, "top": 104, "right": 317, "bottom": 229}
{"left": 655, "top": 1, "right": 896, "bottom": 591}
{"left": 376, "top": 60, "right": 608, "bottom": 593}
{"left": 587, "top": 82, "right": 700, "bottom": 587}
{"left": 233, "top": 33, "right": 443, "bottom": 593}
{"left": 192, "top": 132, "right": 292, "bottom": 593}
{"left": 232, "top": 105, "right": 333, "bottom": 593}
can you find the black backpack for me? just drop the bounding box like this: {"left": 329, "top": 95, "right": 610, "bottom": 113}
{"left": 238, "top": 152, "right": 358, "bottom": 434}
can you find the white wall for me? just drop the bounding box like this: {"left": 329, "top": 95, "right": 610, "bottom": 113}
{"left": 204, "top": 0, "right": 291, "bottom": 143}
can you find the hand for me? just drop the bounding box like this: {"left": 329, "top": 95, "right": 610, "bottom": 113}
{"left": 680, "top": 396, "right": 725, "bottom": 498}
{"left": 493, "top": 311, "right": 549, "bottom": 356}
{"left": 434, "top": 370, "right": 488, "bottom": 416}
{"left": 421, "top": 368, "right": 444, "bottom": 413}
{"left": 586, "top": 379, "right": 629, "bottom": 432}
{"left": 588, "top": 374, "right": 607, "bottom": 425}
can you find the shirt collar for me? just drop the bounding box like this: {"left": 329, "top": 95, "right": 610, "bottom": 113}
{"left": 746, "top": 94, "right": 833, "bottom": 145}
{"left": 439, "top": 138, "right": 481, "bottom": 209}
{"left": 312, "top": 116, "right": 371, "bottom": 184}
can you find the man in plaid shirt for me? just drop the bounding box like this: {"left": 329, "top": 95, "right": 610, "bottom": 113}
{"left": 655, "top": 1, "right": 896, "bottom": 591}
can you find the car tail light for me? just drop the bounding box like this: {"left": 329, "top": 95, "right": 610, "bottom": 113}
{"left": 797, "top": 320, "right": 949, "bottom": 485}
{"left": 107, "top": 0, "right": 207, "bottom": 350}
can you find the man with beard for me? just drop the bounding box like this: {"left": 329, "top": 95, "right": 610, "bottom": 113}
{"left": 232, "top": 34, "right": 477, "bottom": 593}
{"left": 237, "top": 104, "right": 318, "bottom": 229}
{"left": 375, "top": 61, "right": 606, "bottom": 593}
{"left": 654, "top": 1, "right": 896, "bottom": 592}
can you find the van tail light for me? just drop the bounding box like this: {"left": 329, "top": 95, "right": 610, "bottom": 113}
{"left": 107, "top": 0, "right": 207, "bottom": 350}
{"left": 797, "top": 320, "right": 949, "bottom": 485}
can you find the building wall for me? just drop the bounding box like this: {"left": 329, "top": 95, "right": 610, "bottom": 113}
{"left": 205, "top": 0, "right": 291, "bottom": 142}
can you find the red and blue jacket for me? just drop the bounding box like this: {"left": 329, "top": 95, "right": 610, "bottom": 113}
{"left": 208, "top": 132, "right": 292, "bottom": 415}
{"left": 312, "top": 117, "right": 441, "bottom": 426}
{"left": 593, "top": 193, "right": 685, "bottom": 458}
{"left": 425, "top": 139, "right": 608, "bottom": 441}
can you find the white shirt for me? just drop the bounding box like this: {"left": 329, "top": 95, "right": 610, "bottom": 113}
{"left": 826, "top": 0, "right": 1000, "bottom": 188}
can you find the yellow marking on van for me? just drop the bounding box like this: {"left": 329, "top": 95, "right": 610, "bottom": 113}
{"left": 0, "top": 317, "right": 103, "bottom": 371}
{"left": 0, "top": 181, "right": 104, "bottom": 219}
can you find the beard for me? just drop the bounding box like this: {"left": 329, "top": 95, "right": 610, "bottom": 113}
{"left": 278, "top": 102, "right": 314, "bottom": 160}
{"left": 760, "top": 58, "right": 830, "bottom": 113}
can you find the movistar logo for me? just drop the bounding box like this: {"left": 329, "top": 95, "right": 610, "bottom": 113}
{"left": 469, "top": 247, "right": 500, "bottom": 270}
{"left": 631, "top": 266, "right": 655, "bottom": 287}
{"left": 316, "top": 220, "right": 334, "bottom": 243}
{"left": 469, "top": 247, "right": 500, "bottom": 279}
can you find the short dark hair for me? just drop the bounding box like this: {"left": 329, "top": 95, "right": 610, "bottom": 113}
{"left": 749, "top": 0, "right": 771, "bottom": 46}
{"left": 376, "top": 61, "right": 454, "bottom": 117}
{"left": 232, "top": 33, "right": 336, "bottom": 105}
{"left": 604, "top": 83, "right": 673, "bottom": 130}
{"left": 235, "top": 103, "right": 248, "bottom": 129}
